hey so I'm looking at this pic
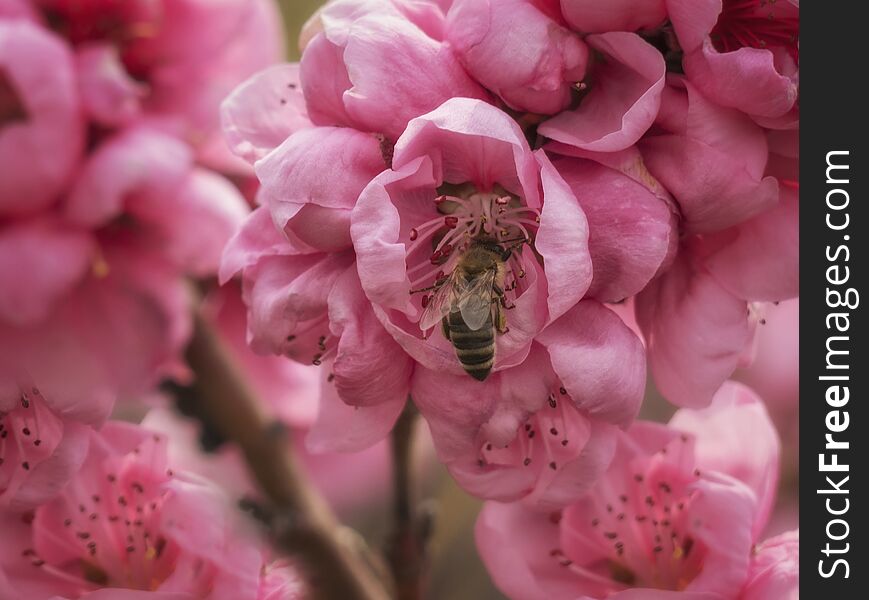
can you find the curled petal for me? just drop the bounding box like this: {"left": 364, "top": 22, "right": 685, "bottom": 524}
{"left": 741, "top": 530, "right": 799, "bottom": 600}
{"left": 447, "top": 0, "right": 588, "bottom": 114}
{"left": 539, "top": 32, "right": 665, "bottom": 152}
{"left": 221, "top": 63, "right": 311, "bottom": 164}
{"left": 535, "top": 151, "right": 592, "bottom": 322}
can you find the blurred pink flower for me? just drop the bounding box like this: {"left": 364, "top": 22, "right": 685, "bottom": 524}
{"left": 741, "top": 529, "right": 798, "bottom": 600}
{"left": 476, "top": 382, "right": 781, "bottom": 599}
{"left": 667, "top": 0, "right": 799, "bottom": 120}
{"left": 0, "top": 20, "right": 84, "bottom": 216}
{"left": 0, "top": 126, "right": 247, "bottom": 413}
{"left": 0, "top": 421, "right": 306, "bottom": 599}
{"left": 445, "top": 0, "right": 589, "bottom": 115}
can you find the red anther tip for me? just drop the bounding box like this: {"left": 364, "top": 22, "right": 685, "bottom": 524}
{"left": 444, "top": 216, "right": 459, "bottom": 228}
{"left": 409, "top": 228, "right": 419, "bottom": 241}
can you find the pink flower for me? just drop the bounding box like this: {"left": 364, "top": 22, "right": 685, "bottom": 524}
{"left": 445, "top": 0, "right": 589, "bottom": 115}
{"left": 0, "top": 126, "right": 247, "bottom": 419}
{"left": 741, "top": 530, "right": 798, "bottom": 600}
{"left": 413, "top": 299, "right": 645, "bottom": 507}
{"left": 351, "top": 97, "right": 594, "bottom": 375}
{"left": 299, "top": 0, "right": 488, "bottom": 140}
{"left": 666, "top": 0, "right": 798, "bottom": 120}
{"left": 0, "top": 421, "right": 306, "bottom": 599}
{"left": 220, "top": 207, "right": 412, "bottom": 453}
{"left": 7, "top": 0, "right": 283, "bottom": 142}
{"left": 475, "top": 381, "right": 781, "bottom": 599}
{"left": 0, "top": 19, "right": 84, "bottom": 216}
{"left": 0, "top": 384, "right": 92, "bottom": 510}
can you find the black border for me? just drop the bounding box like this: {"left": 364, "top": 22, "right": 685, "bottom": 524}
{"left": 800, "top": 2, "right": 866, "bottom": 595}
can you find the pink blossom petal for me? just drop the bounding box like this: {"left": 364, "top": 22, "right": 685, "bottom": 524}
{"left": 327, "top": 269, "right": 413, "bottom": 408}
{"left": 394, "top": 97, "right": 539, "bottom": 197}
{"left": 447, "top": 0, "right": 588, "bottom": 114}
{"left": 538, "top": 300, "right": 646, "bottom": 426}
{"left": 352, "top": 157, "right": 436, "bottom": 314}
{"left": 299, "top": 33, "right": 356, "bottom": 128}
{"left": 704, "top": 185, "right": 798, "bottom": 302}
{"left": 0, "top": 219, "right": 95, "bottom": 326}
{"left": 534, "top": 151, "right": 592, "bottom": 321}
{"left": 554, "top": 156, "right": 675, "bottom": 302}
{"left": 741, "top": 530, "right": 798, "bottom": 600}
{"left": 683, "top": 476, "right": 756, "bottom": 596}
{"left": 539, "top": 32, "right": 665, "bottom": 152}
{"left": 220, "top": 207, "right": 304, "bottom": 285}
{"left": 306, "top": 363, "right": 405, "bottom": 452}
{"left": 221, "top": 63, "right": 311, "bottom": 164}
{"left": 128, "top": 168, "right": 248, "bottom": 276}
{"left": 65, "top": 128, "right": 192, "bottom": 227}
{"left": 636, "top": 252, "right": 751, "bottom": 408}
{"left": 476, "top": 502, "right": 584, "bottom": 600}
{"left": 243, "top": 251, "right": 354, "bottom": 360}
{"left": 670, "top": 381, "right": 780, "bottom": 536}
{"left": 0, "top": 21, "right": 84, "bottom": 216}
{"left": 560, "top": 0, "right": 667, "bottom": 33}
{"left": 338, "top": 14, "right": 489, "bottom": 139}
{"left": 665, "top": 0, "right": 722, "bottom": 53}
{"left": 684, "top": 41, "right": 798, "bottom": 118}
{"left": 256, "top": 126, "right": 385, "bottom": 251}
{"left": 640, "top": 134, "right": 779, "bottom": 234}
{"left": 75, "top": 43, "right": 143, "bottom": 127}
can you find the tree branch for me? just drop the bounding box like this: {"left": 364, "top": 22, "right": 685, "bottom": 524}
{"left": 386, "top": 403, "right": 428, "bottom": 600}
{"left": 184, "top": 308, "right": 391, "bottom": 600}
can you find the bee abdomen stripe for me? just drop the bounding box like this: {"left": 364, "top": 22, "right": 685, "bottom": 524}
{"left": 463, "top": 359, "right": 495, "bottom": 380}
{"left": 456, "top": 346, "right": 495, "bottom": 365}
{"left": 450, "top": 332, "right": 494, "bottom": 350}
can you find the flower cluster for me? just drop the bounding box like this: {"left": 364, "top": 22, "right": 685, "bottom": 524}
{"left": 223, "top": 0, "right": 797, "bottom": 509}
{"left": 1, "top": 1, "right": 311, "bottom": 597}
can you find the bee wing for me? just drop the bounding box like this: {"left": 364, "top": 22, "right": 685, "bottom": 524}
{"left": 418, "top": 271, "right": 460, "bottom": 332}
{"left": 457, "top": 268, "right": 496, "bottom": 331}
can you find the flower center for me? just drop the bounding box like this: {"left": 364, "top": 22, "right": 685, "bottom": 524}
{"left": 0, "top": 68, "right": 28, "bottom": 126}
{"left": 22, "top": 437, "right": 178, "bottom": 592}
{"left": 710, "top": 0, "right": 799, "bottom": 63}
{"left": 37, "top": 0, "right": 163, "bottom": 80}
{"left": 555, "top": 436, "right": 707, "bottom": 594}
{"left": 406, "top": 183, "right": 540, "bottom": 327}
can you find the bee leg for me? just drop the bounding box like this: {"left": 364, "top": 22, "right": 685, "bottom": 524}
{"left": 441, "top": 317, "right": 451, "bottom": 341}
{"left": 493, "top": 302, "right": 508, "bottom": 334}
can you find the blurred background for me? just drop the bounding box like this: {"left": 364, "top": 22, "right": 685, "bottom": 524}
{"left": 262, "top": 3, "right": 799, "bottom": 598}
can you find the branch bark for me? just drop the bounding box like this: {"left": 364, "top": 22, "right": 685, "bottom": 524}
{"left": 184, "top": 308, "right": 391, "bottom": 600}
{"left": 386, "top": 403, "right": 428, "bottom": 600}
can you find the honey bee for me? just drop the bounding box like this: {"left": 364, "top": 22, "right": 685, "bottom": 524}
{"left": 418, "top": 238, "right": 521, "bottom": 381}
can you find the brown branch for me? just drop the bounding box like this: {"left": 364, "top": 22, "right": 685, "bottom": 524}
{"left": 184, "top": 308, "right": 391, "bottom": 600}
{"left": 385, "top": 403, "right": 429, "bottom": 600}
